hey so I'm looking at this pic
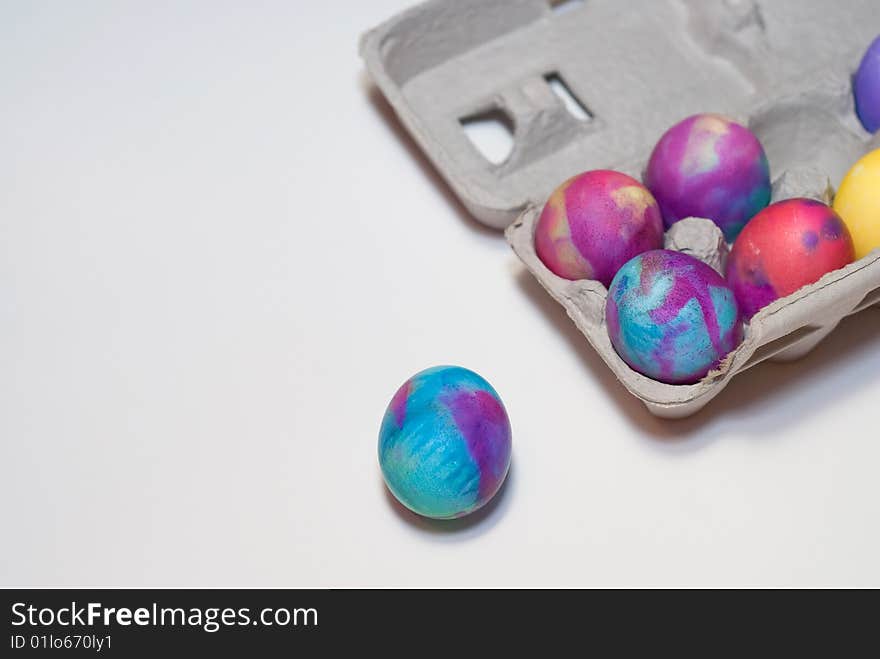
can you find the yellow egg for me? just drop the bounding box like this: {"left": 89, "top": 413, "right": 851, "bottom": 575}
{"left": 834, "top": 149, "right": 880, "bottom": 260}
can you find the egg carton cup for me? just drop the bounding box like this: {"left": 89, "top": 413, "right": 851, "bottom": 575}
{"left": 361, "top": 0, "right": 880, "bottom": 418}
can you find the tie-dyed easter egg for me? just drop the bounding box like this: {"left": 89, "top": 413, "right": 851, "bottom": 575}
{"left": 855, "top": 36, "right": 880, "bottom": 133}
{"left": 534, "top": 170, "right": 664, "bottom": 287}
{"left": 378, "top": 366, "right": 512, "bottom": 520}
{"left": 726, "top": 199, "right": 856, "bottom": 320}
{"left": 644, "top": 114, "right": 771, "bottom": 242}
{"left": 606, "top": 250, "right": 743, "bottom": 385}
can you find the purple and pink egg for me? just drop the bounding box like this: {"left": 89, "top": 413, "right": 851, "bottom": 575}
{"left": 644, "top": 114, "right": 771, "bottom": 242}
{"left": 534, "top": 169, "right": 664, "bottom": 287}
{"left": 726, "top": 198, "right": 856, "bottom": 320}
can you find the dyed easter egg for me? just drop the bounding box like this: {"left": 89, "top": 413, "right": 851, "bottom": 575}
{"left": 378, "top": 366, "right": 511, "bottom": 520}
{"left": 834, "top": 149, "right": 880, "bottom": 259}
{"left": 644, "top": 114, "right": 771, "bottom": 242}
{"left": 534, "top": 169, "right": 664, "bottom": 287}
{"left": 726, "top": 199, "right": 856, "bottom": 319}
{"left": 855, "top": 36, "right": 880, "bottom": 133}
{"left": 606, "top": 250, "right": 742, "bottom": 385}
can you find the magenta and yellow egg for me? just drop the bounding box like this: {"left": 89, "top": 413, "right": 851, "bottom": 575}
{"left": 644, "top": 114, "right": 771, "bottom": 242}
{"left": 534, "top": 170, "right": 664, "bottom": 288}
{"left": 726, "top": 199, "right": 856, "bottom": 319}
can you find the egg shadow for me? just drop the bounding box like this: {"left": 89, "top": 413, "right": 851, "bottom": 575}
{"left": 381, "top": 462, "right": 515, "bottom": 541}
{"left": 359, "top": 73, "right": 501, "bottom": 240}
{"left": 514, "top": 265, "right": 880, "bottom": 449}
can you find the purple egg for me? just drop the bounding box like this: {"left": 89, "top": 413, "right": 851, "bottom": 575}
{"left": 644, "top": 114, "right": 771, "bottom": 243}
{"left": 855, "top": 36, "right": 880, "bottom": 133}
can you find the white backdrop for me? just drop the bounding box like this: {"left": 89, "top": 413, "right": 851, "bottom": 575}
{"left": 2, "top": 1, "right": 879, "bottom": 587}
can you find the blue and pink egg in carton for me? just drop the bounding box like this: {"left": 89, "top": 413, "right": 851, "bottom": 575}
{"left": 362, "top": 0, "right": 880, "bottom": 417}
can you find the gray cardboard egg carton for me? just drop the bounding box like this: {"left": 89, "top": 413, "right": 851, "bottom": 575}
{"left": 361, "top": 0, "right": 880, "bottom": 418}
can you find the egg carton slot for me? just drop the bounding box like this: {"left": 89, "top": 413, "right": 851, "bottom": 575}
{"left": 361, "top": 0, "right": 880, "bottom": 417}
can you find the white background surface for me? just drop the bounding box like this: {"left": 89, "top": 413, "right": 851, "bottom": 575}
{"left": 3, "top": 0, "right": 880, "bottom": 587}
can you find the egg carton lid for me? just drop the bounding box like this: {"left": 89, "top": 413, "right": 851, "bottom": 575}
{"left": 360, "top": 0, "right": 878, "bottom": 229}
